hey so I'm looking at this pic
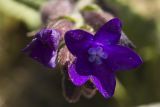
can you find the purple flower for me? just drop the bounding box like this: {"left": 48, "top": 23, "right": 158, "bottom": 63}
{"left": 64, "top": 18, "right": 142, "bottom": 98}
{"left": 23, "top": 28, "right": 61, "bottom": 68}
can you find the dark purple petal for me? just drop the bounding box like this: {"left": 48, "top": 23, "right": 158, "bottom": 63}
{"left": 91, "top": 69, "right": 116, "bottom": 98}
{"left": 94, "top": 18, "right": 122, "bottom": 45}
{"left": 65, "top": 29, "right": 93, "bottom": 56}
{"left": 75, "top": 57, "right": 92, "bottom": 75}
{"left": 23, "top": 39, "right": 57, "bottom": 68}
{"left": 104, "top": 45, "right": 143, "bottom": 71}
{"left": 68, "top": 62, "right": 89, "bottom": 86}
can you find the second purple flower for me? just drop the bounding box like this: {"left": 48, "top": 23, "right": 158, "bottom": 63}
{"left": 64, "top": 18, "right": 143, "bottom": 99}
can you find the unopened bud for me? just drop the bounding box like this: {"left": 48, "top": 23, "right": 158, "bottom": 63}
{"left": 41, "top": 0, "right": 75, "bottom": 23}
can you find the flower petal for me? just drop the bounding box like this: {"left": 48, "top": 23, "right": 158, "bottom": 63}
{"left": 23, "top": 39, "right": 57, "bottom": 68}
{"left": 91, "top": 69, "right": 116, "bottom": 99}
{"left": 68, "top": 62, "right": 89, "bottom": 86}
{"left": 94, "top": 18, "right": 122, "bottom": 45}
{"left": 104, "top": 45, "right": 143, "bottom": 71}
{"left": 65, "top": 29, "right": 93, "bottom": 56}
{"left": 75, "top": 57, "right": 92, "bottom": 75}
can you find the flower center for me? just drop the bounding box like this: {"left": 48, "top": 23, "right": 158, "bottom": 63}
{"left": 88, "top": 46, "right": 108, "bottom": 65}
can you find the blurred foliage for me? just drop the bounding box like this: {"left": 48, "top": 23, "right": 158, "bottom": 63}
{"left": 15, "top": 0, "right": 46, "bottom": 9}
{"left": 0, "top": 0, "right": 41, "bottom": 29}
{"left": 0, "top": 0, "right": 160, "bottom": 107}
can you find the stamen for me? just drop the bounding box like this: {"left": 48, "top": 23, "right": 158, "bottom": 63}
{"left": 88, "top": 55, "right": 96, "bottom": 62}
{"left": 99, "top": 52, "right": 108, "bottom": 59}
{"left": 95, "top": 57, "right": 102, "bottom": 65}
{"left": 96, "top": 46, "right": 103, "bottom": 52}
{"left": 88, "top": 46, "right": 108, "bottom": 65}
{"left": 88, "top": 48, "right": 97, "bottom": 55}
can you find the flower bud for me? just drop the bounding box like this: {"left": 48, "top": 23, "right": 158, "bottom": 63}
{"left": 23, "top": 18, "right": 74, "bottom": 68}
{"left": 41, "top": 0, "right": 75, "bottom": 23}
{"left": 23, "top": 28, "right": 60, "bottom": 68}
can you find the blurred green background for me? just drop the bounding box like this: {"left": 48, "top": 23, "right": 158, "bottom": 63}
{"left": 0, "top": 0, "right": 160, "bottom": 107}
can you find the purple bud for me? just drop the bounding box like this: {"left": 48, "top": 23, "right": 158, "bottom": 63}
{"left": 23, "top": 28, "right": 61, "bottom": 68}
{"left": 23, "top": 18, "right": 74, "bottom": 68}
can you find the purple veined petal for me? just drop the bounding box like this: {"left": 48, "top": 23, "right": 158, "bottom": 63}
{"left": 91, "top": 69, "right": 116, "bottom": 99}
{"left": 94, "top": 18, "right": 122, "bottom": 45}
{"left": 65, "top": 29, "right": 93, "bottom": 56}
{"left": 104, "top": 45, "right": 143, "bottom": 71}
{"left": 68, "top": 62, "right": 89, "bottom": 86}
{"left": 23, "top": 39, "right": 57, "bottom": 68}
